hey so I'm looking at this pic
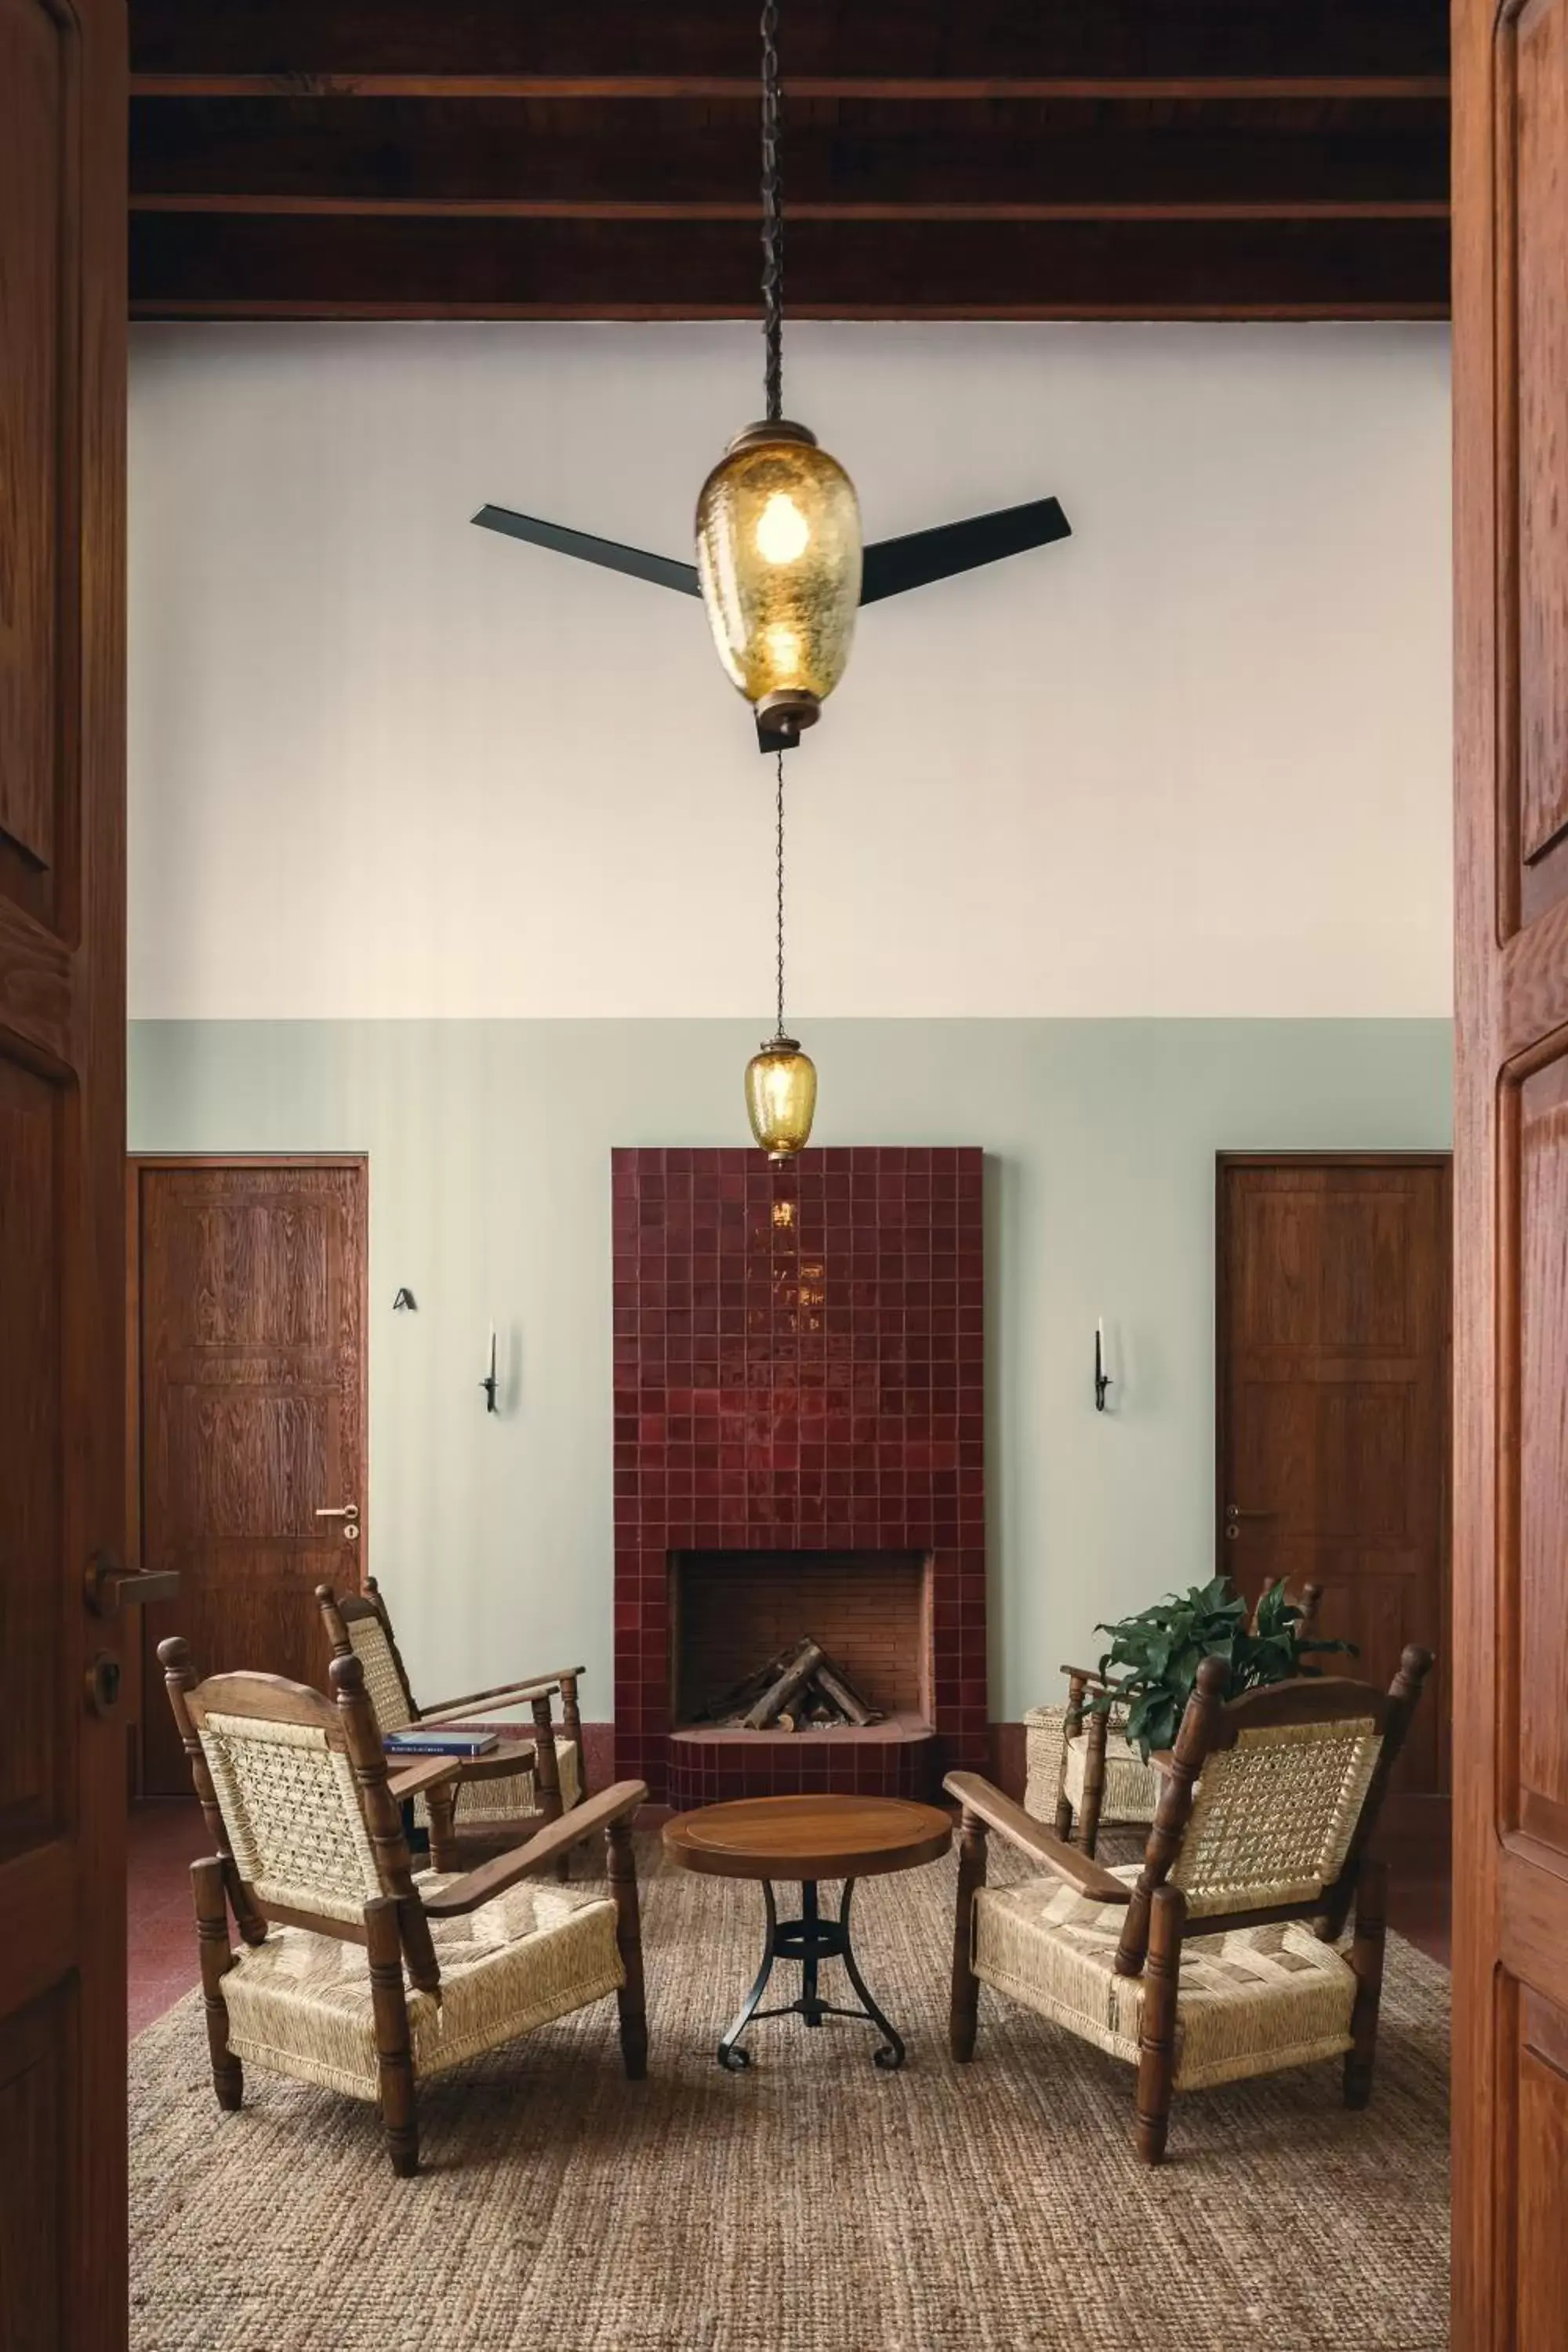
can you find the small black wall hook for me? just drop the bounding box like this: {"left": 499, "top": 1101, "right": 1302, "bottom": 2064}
{"left": 1094, "top": 1323, "right": 1113, "bottom": 1413}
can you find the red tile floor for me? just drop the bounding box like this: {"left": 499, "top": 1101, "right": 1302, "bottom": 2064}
{"left": 127, "top": 1793, "right": 1452, "bottom": 2039}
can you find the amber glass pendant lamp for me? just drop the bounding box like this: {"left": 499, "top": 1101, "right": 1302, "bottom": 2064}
{"left": 695, "top": 0, "right": 862, "bottom": 754}
{"left": 744, "top": 747, "right": 817, "bottom": 1160}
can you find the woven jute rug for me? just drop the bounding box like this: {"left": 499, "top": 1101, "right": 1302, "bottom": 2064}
{"left": 129, "top": 1840, "right": 1450, "bottom": 2352}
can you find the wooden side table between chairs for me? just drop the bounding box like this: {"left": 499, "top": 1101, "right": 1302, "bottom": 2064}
{"left": 664, "top": 1793, "right": 952, "bottom": 2071}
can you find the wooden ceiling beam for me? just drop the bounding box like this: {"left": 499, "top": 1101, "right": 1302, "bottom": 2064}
{"left": 131, "top": 75, "right": 1450, "bottom": 103}
{"left": 129, "top": 97, "right": 1450, "bottom": 215}
{"left": 128, "top": 1, "right": 1450, "bottom": 84}
{"left": 129, "top": 211, "right": 1450, "bottom": 321}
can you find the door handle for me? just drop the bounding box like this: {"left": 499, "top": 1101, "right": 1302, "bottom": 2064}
{"left": 315, "top": 1503, "right": 361, "bottom": 1540}
{"left": 1223, "top": 1504, "right": 1275, "bottom": 1543}
{"left": 84, "top": 1550, "right": 180, "bottom": 1617}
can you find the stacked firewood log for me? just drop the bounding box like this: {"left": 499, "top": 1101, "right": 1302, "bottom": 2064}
{"left": 692, "top": 1639, "right": 883, "bottom": 1731}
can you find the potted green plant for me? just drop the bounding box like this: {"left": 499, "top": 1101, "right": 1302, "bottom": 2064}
{"left": 1094, "top": 1575, "right": 1355, "bottom": 1761}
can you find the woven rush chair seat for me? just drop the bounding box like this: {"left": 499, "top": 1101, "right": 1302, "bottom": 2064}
{"left": 974, "top": 1863, "right": 1356, "bottom": 2092}
{"left": 948, "top": 1648, "right": 1432, "bottom": 2162}
{"left": 1061, "top": 1722, "right": 1160, "bottom": 1824}
{"left": 1023, "top": 1703, "right": 1161, "bottom": 1836}
{"left": 159, "top": 1639, "right": 649, "bottom": 2176}
{"left": 220, "top": 1874, "right": 623, "bottom": 2100}
{"left": 409, "top": 1738, "right": 583, "bottom": 1832}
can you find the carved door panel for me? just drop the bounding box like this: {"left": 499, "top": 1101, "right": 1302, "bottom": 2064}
{"left": 1453, "top": 0, "right": 1568, "bottom": 2340}
{"left": 0, "top": 0, "right": 129, "bottom": 2343}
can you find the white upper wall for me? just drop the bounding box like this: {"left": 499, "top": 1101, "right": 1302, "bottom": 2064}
{"left": 129, "top": 322, "right": 1452, "bottom": 1021}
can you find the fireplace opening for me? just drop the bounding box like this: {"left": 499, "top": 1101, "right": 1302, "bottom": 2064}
{"left": 669, "top": 1549, "right": 935, "bottom": 1733}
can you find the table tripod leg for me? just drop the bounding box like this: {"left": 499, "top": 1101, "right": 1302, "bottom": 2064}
{"left": 837, "top": 1880, "right": 906, "bottom": 2071}
{"left": 717, "top": 1878, "right": 779, "bottom": 2071}
{"left": 800, "top": 1880, "right": 822, "bottom": 2024}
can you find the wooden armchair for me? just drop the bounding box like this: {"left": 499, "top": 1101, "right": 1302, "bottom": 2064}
{"left": 316, "top": 1577, "right": 587, "bottom": 1867}
{"left": 949, "top": 1643, "right": 1431, "bottom": 2163}
{"left": 159, "top": 1635, "right": 648, "bottom": 2177}
{"left": 1033, "top": 1581, "right": 1324, "bottom": 1857}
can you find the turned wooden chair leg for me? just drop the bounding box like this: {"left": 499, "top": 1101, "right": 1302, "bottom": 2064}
{"left": 561, "top": 1672, "right": 587, "bottom": 1802}
{"left": 1134, "top": 1883, "right": 1185, "bottom": 2164}
{"left": 1077, "top": 1704, "right": 1109, "bottom": 1858}
{"left": 192, "top": 1857, "right": 243, "bottom": 2112}
{"left": 366, "top": 1896, "right": 419, "bottom": 2176}
{"left": 529, "top": 1691, "right": 572, "bottom": 1880}
{"left": 1344, "top": 1855, "right": 1388, "bottom": 2110}
{"left": 424, "top": 1780, "right": 459, "bottom": 1875}
{"left": 607, "top": 1816, "right": 648, "bottom": 2080}
{"left": 1054, "top": 1672, "right": 1087, "bottom": 1842}
{"left": 949, "top": 1807, "right": 988, "bottom": 2061}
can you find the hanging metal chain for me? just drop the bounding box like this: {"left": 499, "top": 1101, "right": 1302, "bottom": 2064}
{"left": 773, "top": 748, "right": 787, "bottom": 1038}
{"left": 760, "top": 0, "right": 783, "bottom": 421}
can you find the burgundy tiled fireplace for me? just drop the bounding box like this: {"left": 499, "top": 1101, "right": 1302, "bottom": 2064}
{"left": 612, "top": 1146, "right": 986, "bottom": 1804}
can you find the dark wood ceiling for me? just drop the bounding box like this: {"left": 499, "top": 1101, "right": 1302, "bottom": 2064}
{"left": 128, "top": 2, "right": 1451, "bottom": 320}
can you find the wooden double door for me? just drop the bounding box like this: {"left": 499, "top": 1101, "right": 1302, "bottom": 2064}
{"left": 1217, "top": 1155, "right": 1450, "bottom": 1792}
{"left": 129, "top": 1160, "right": 368, "bottom": 1796}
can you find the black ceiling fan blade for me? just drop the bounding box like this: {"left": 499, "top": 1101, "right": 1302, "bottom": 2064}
{"left": 858, "top": 495, "right": 1071, "bottom": 606}
{"left": 472, "top": 504, "right": 700, "bottom": 597}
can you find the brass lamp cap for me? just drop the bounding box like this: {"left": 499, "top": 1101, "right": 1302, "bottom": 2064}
{"left": 725, "top": 418, "right": 820, "bottom": 456}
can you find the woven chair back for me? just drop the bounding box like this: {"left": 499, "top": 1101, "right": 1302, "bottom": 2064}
{"left": 1169, "top": 1712, "right": 1382, "bottom": 1916}
{"left": 343, "top": 1612, "right": 416, "bottom": 1730}
{"left": 198, "top": 1707, "right": 385, "bottom": 1923}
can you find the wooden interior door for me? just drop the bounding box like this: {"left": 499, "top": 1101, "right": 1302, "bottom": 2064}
{"left": 132, "top": 1161, "right": 368, "bottom": 1797}
{"left": 0, "top": 0, "right": 129, "bottom": 2342}
{"left": 1216, "top": 1156, "right": 1451, "bottom": 1791}
{"left": 1453, "top": 0, "right": 1568, "bottom": 2339}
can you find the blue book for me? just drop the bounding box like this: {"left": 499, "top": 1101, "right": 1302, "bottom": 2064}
{"left": 385, "top": 1727, "right": 499, "bottom": 1759}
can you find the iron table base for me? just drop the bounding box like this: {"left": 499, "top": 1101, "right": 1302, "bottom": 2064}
{"left": 717, "top": 1878, "right": 906, "bottom": 2071}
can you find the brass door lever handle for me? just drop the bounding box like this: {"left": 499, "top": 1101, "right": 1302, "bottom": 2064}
{"left": 84, "top": 1550, "right": 180, "bottom": 1617}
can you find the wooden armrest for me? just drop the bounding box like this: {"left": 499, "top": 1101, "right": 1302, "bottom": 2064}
{"left": 386, "top": 1756, "right": 463, "bottom": 1802}
{"left": 421, "top": 1780, "right": 648, "bottom": 1918}
{"left": 1148, "top": 1749, "right": 1175, "bottom": 1775}
{"left": 449, "top": 1744, "right": 545, "bottom": 1784}
{"left": 944, "top": 1773, "right": 1133, "bottom": 1900}
{"left": 1059, "top": 1664, "right": 1112, "bottom": 1688}
{"left": 416, "top": 1666, "right": 586, "bottom": 1726}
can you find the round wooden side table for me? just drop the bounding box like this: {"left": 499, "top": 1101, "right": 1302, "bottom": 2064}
{"left": 662, "top": 1791, "right": 952, "bottom": 2071}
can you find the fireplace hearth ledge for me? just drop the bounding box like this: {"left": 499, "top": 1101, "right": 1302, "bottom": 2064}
{"left": 666, "top": 1710, "right": 940, "bottom": 1806}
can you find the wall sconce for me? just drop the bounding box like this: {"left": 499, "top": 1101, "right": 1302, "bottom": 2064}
{"left": 1094, "top": 1318, "right": 1113, "bottom": 1413}
{"left": 481, "top": 1324, "right": 499, "bottom": 1414}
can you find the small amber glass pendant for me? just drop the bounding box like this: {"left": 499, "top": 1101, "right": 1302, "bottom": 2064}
{"left": 696, "top": 421, "right": 862, "bottom": 741}
{"left": 745, "top": 1036, "right": 818, "bottom": 1161}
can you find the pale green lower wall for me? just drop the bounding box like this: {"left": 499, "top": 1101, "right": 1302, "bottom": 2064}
{"left": 128, "top": 1019, "right": 1453, "bottom": 1721}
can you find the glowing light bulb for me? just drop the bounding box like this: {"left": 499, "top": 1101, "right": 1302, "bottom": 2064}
{"left": 764, "top": 622, "right": 800, "bottom": 680}
{"left": 755, "top": 492, "right": 811, "bottom": 564}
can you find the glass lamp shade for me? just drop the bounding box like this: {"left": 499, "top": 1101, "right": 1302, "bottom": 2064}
{"left": 696, "top": 421, "right": 862, "bottom": 738}
{"left": 744, "top": 1036, "right": 818, "bottom": 1162}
